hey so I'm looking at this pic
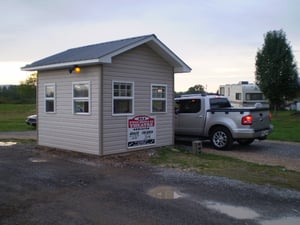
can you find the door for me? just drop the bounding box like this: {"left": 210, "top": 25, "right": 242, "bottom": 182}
{"left": 175, "top": 99, "right": 205, "bottom": 136}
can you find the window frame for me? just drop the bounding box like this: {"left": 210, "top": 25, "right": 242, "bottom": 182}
{"left": 112, "top": 81, "right": 134, "bottom": 116}
{"left": 72, "top": 81, "right": 91, "bottom": 115}
{"left": 44, "top": 83, "right": 56, "bottom": 113}
{"left": 151, "top": 84, "right": 167, "bottom": 113}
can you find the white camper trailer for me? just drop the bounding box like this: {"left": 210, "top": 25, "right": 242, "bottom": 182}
{"left": 219, "top": 81, "right": 269, "bottom": 107}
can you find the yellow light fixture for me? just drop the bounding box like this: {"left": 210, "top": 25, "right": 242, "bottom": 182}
{"left": 69, "top": 65, "right": 81, "bottom": 74}
{"left": 74, "top": 66, "right": 81, "bottom": 73}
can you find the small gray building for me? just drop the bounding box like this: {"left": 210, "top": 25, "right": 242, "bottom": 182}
{"left": 22, "top": 34, "right": 191, "bottom": 155}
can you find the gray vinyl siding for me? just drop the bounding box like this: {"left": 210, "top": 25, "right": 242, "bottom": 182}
{"left": 102, "top": 45, "right": 174, "bottom": 155}
{"left": 37, "top": 66, "right": 101, "bottom": 155}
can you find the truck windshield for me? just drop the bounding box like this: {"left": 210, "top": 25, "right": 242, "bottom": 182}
{"left": 210, "top": 98, "right": 231, "bottom": 109}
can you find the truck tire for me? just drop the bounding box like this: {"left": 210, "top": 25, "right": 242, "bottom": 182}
{"left": 237, "top": 139, "right": 254, "bottom": 146}
{"left": 210, "top": 126, "right": 233, "bottom": 150}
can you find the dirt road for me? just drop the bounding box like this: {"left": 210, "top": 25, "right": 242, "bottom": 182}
{"left": 0, "top": 142, "right": 299, "bottom": 225}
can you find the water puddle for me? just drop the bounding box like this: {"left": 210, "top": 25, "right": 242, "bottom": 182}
{"left": 205, "top": 201, "right": 260, "bottom": 220}
{"left": 147, "top": 185, "right": 183, "bottom": 199}
{"left": 261, "top": 216, "right": 300, "bottom": 225}
{"left": 0, "top": 142, "right": 17, "bottom": 146}
{"left": 29, "top": 158, "right": 48, "bottom": 163}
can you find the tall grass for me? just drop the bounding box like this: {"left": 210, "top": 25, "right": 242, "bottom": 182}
{"left": 0, "top": 104, "right": 36, "bottom": 131}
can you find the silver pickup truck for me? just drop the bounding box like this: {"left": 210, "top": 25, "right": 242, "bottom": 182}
{"left": 175, "top": 95, "right": 273, "bottom": 150}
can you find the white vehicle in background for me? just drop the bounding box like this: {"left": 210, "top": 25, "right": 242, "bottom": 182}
{"left": 219, "top": 81, "right": 269, "bottom": 108}
{"left": 26, "top": 115, "right": 37, "bottom": 126}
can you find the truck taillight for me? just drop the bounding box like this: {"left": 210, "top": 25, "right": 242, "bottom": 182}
{"left": 242, "top": 115, "right": 253, "bottom": 125}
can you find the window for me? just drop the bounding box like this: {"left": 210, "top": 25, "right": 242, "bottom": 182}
{"left": 73, "top": 82, "right": 90, "bottom": 114}
{"left": 246, "top": 93, "right": 265, "bottom": 101}
{"left": 45, "top": 83, "right": 55, "bottom": 113}
{"left": 113, "top": 81, "right": 134, "bottom": 115}
{"left": 151, "top": 85, "right": 167, "bottom": 113}
{"left": 175, "top": 99, "right": 201, "bottom": 113}
{"left": 219, "top": 87, "right": 225, "bottom": 96}
{"left": 210, "top": 98, "right": 231, "bottom": 109}
{"left": 235, "top": 93, "right": 242, "bottom": 100}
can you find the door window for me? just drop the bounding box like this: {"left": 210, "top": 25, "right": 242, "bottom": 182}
{"left": 176, "top": 99, "right": 201, "bottom": 113}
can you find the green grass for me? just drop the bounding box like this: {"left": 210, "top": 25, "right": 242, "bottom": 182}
{"left": 0, "top": 104, "right": 36, "bottom": 131}
{"left": 268, "top": 111, "right": 300, "bottom": 142}
{"left": 150, "top": 147, "right": 300, "bottom": 191}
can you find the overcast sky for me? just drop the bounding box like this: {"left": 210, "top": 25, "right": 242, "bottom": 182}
{"left": 1, "top": 0, "right": 299, "bottom": 92}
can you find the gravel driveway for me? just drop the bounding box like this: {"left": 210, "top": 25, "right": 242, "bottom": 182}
{"left": 0, "top": 143, "right": 300, "bottom": 225}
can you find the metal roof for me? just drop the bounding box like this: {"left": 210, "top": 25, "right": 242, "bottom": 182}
{"left": 22, "top": 34, "right": 191, "bottom": 73}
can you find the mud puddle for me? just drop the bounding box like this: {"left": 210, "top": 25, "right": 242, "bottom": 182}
{"left": 29, "top": 158, "right": 48, "bottom": 163}
{"left": 204, "top": 201, "right": 300, "bottom": 224}
{"left": 147, "top": 185, "right": 183, "bottom": 199}
{"left": 0, "top": 141, "right": 17, "bottom": 146}
{"left": 204, "top": 201, "right": 260, "bottom": 220}
{"left": 261, "top": 216, "right": 300, "bottom": 225}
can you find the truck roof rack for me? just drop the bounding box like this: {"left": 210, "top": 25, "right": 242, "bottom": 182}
{"left": 180, "top": 93, "right": 207, "bottom": 97}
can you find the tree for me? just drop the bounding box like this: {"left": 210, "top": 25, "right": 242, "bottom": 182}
{"left": 186, "top": 84, "right": 206, "bottom": 94}
{"left": 20, "top": 73, "right": 37, "bottom": 86}
{"left": 18, "top": 73, "right": 37, "bottom": 103}
{"left": 175, "top": 84, "right": 206, "bottom": 97}
{"left": 0, "top": 73, "right": 37, "bottom": 104}
{"left": 255, "top": 30, "right": 299, "bottom": 111}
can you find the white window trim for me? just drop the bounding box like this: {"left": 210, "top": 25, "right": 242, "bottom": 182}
{"left": 72, "top": 81, "right": 91, "bottom": 115}
{"left": 151, "top": 84, "right": 167, "bottom": 113}
{"left": 44, "top": 83, "right": 56, "bottom": 113}
{"left": 112, "top": 80, "right": 134, "bottom": 116}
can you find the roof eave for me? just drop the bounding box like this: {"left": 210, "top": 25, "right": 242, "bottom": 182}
{"left": 174, "top": 66, "right": 192, "bottom": 73}
{"left": 21, "top": 58, "right": 102, "bottom": 71}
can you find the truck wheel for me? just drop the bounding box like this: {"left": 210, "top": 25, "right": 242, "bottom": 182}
{"left": 237, "top": 139, "right": 254, "bottom": 146}
{"left": 210, "top": 127, "right": 233, "bottom": 150}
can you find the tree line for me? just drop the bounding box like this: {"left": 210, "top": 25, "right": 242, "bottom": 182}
{"left": 0, "top": 73, "right": 36, "bottom": 104}
{"left": 175, "top": 84, "right": 211, "bottom": 97}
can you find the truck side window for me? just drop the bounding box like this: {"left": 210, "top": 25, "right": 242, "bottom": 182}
{"left": 210, "top": 98, "right": 231, "bottom": 109}
{"left": 176, "top": 99, "right": 201, "bottom": 113}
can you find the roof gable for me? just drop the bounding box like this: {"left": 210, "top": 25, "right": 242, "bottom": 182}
{"left": 22, "top": 34, "right": 191, "bottom": 73}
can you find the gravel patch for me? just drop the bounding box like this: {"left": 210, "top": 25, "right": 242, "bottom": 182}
{"left": 0, "top": 131, "right": 37, "bottom": 140}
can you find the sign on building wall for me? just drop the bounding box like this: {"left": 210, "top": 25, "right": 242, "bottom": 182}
{"left": 128, "top": 115, "right": 156, "bottom": 148}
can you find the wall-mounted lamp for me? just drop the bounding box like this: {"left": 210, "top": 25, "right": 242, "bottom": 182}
{"left": 69, "top": 65, "right": 81, "bottom": 74}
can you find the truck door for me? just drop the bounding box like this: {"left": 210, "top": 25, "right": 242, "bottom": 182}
{"left": 175, "top": 99, "right": 205, "bottom": 136}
